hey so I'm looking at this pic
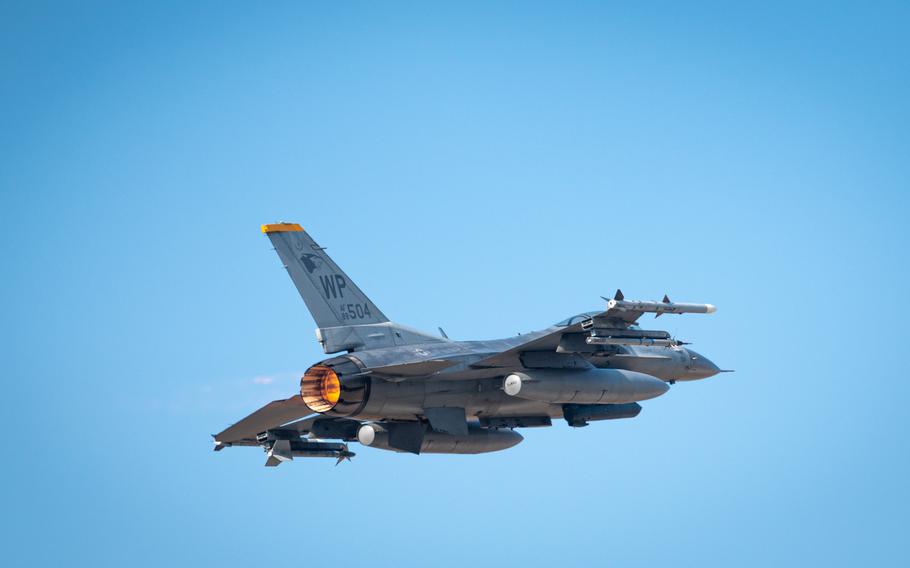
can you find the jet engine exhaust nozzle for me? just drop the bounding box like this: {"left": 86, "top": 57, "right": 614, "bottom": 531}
{"left": 301, "top": 364, "right": 341, "bottom": 412}
{"left": 300, "top": 356, "right": 371, "bottom": 417}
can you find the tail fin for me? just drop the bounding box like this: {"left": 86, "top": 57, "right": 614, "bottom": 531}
{"left": 262, "top": 223, "right": 389, "bottom": 328}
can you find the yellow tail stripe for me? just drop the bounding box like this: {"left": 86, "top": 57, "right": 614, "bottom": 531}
{"left": 261, "top": 223, "right": 303, "bottom": 233}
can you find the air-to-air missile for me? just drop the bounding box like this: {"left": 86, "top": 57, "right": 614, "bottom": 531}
{"left": 605, "top": 295, "right": 717, "bottom": 316}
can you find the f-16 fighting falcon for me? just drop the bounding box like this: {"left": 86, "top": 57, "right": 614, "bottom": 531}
{"left": 214, "top": 223, "right": 730, "bottom": 466}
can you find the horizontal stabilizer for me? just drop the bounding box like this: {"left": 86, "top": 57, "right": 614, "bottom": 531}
{"left": 215, "top": 397, "right": 313, "bottom": 445}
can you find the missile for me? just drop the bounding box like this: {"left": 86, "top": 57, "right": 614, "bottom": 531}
{"left": 586, "top": 336, "right": 675, "bottom": 347}
{"left": 606, "top": 297, "right": 716, "bottom": 315}
{"left": 259, "top": 429, "right": 355, "bottom": 466}
{"left": 603, "top": 290, "right": 716, "bottom": 316}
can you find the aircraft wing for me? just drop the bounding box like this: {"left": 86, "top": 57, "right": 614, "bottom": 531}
{"left": 468, "top": 300, "right": 640, "bottom": 369}
{"left": 469, "top": 321, "right": 595, "bottom": 369}
{"left": 214, "top": 396, "right": 314, "bottom": 446}
{"left": 469, "top": 291, "right": 716, "bottom": 369}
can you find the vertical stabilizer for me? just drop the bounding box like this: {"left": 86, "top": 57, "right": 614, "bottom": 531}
{"left": 262, "top": 223, "right": 389, "bottom": 328}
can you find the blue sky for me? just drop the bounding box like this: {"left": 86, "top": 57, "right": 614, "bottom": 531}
{"left": 2, "top": 2, "right": 909, "bottom": 566}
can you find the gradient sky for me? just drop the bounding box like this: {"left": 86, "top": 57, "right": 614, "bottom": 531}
{"left": 3, "top": 2, "right": 909, "bottom": 566}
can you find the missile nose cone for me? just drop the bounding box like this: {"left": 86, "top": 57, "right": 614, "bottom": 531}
{"left": 705, "top": 304, "right": 717, "bottom": 313}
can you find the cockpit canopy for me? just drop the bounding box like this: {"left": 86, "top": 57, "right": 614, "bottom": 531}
{"left": 554, "top": 311, "right": 641, "bottom": 329}
{"left": 553, "top": 312, "right": 600, "bottom": 327}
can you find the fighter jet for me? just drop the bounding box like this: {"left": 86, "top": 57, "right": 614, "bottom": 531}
{"left": 214, "top": 223, "right": 729, "bottom": 466}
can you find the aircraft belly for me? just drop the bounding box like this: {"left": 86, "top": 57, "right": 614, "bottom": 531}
{"left": 353, "top": 378, "right": 559, "bottom": 421}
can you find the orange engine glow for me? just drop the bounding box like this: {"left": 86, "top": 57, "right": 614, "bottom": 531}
{"left": 301, "top": 365, "right": 341, "bottom": 412}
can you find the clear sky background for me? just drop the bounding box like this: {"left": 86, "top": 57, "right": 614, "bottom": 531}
{"left": 3, "top": 2, "right": 909, "bottom": 566}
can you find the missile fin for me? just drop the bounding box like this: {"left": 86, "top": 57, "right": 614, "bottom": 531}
{"left": 335, "top": 444, "right": 355, "bottom": 466}
{"left": 655, "top": 294, "right": 671, "bottom": 317}
{"left": 264, "top": 439, "right": 293, "bottom": 467}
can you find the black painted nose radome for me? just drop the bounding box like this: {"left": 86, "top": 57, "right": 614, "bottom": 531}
{"left": 685, "top": 350, "right": 722, "bottom": 379}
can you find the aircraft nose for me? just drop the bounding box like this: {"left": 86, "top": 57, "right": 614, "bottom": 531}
{"left": 685, "top": 350, "right": 721, "bottom": 379}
